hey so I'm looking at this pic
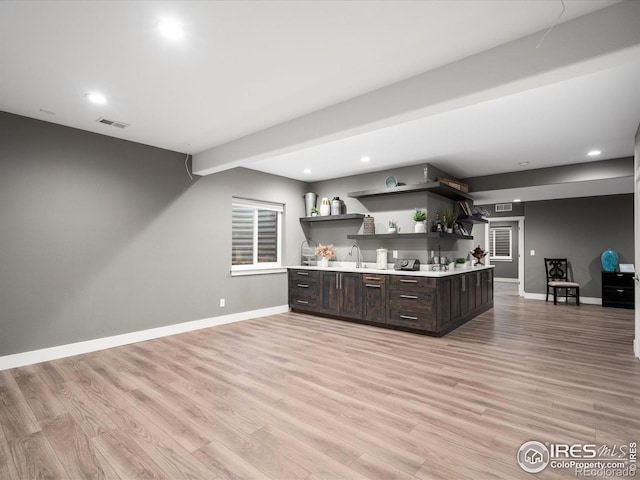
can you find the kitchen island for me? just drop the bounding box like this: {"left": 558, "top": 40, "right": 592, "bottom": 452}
{"left": 288, "top": 264, "right": 494, "bottom": 336}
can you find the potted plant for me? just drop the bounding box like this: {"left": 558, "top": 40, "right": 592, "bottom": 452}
{"left": 412, "top": 208, "right": 427, "bottom": 233}
{"left": 456, "top": 257, "right": 466, "bottom": 269}
{"left": 388, "top": 219, "right": 398, "bottom": 234}
{"left": 443, "top": 208, "right": 459, "bottom": 234}
{"left": 315, "top": 243, "right": 336, "bottom": 268}
{"left": 310, "top": 207, "right": 319, "bottom": 217}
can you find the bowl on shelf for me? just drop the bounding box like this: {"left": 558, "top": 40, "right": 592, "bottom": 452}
{"left": 385, "top": 176, "right": 398, "bottom": 188}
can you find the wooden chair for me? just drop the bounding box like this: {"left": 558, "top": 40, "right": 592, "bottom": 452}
{"left": 544, "top": 258, "right": 580, "bottom": 305}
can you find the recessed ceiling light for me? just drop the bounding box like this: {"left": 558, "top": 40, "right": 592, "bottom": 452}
{"left": 303, "top": 168, "right": 311, "bottom": 174}
{"left": 518, "top": 161, "right": 530, "bottom": 166}
{"left": 158, "top": 18, "right": 184, "bottom": 40}
{"left": 86, "top": 92, "right": 107, "bottom": 104}
{"left": 360, "top": 156, "right": 371, "bottom": 163}
{"left": 513, "top": 199, "right": 522, "bottom": 202}
{"left": 587, "top": 150, "right": 601, "bottom": 157}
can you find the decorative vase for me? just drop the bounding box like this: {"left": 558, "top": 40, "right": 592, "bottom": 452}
{"left": 319, "top": 197, "right": 331, "bottom": 216}
{"left": 601, "top": 248, "right": 619, "bottom": 272}
{"left": 446, "top": 227, "right": 453, "bottom": 234}
{"left": 303, "top": 192, "right": 317, "bottom": 217}
{"left": 387, "top": 227, "right": 397, "bottom": 234}
{"left": 318, "top": 257, "right": 329, "bottom": 268}
{"left": 414, "top": 221, "right": 426, "bottom": 233}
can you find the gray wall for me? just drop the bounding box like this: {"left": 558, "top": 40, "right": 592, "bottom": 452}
{"left": 309, "top": 164, "right": 478, "bottom": 266}
{"left": 524, "top": 194, "right": 633, "bottom": 298}
{"left": 490, "top": 221, "right": 519, "bottom": 279}
{"left": 0, "top": 112, "right": 307, "bottom": 356}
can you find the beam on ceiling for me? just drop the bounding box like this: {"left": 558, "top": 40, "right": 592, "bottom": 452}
{"left": 193, "top": 1, "right": 640, "bottom": 176}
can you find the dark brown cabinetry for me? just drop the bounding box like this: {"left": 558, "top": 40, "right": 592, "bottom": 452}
{"left": 362, "top": 274, "right": 386, "bottom": 324}
{"left": 289, "top": 268, "right": 494, "bottom": 336}
{"left": 288, "top": 269, "right": 320, "bottom": 312}
{"left": 450, "top": 269, "right": 493, "bottom": 325}
{"left": 387, "top": 276, "right": 436, "bottom": 331}
{"left": 320, "top": 271, "right": 362, "bottom": 319}
{"left": 602, "top": 272, "right": 634, "bottom": 309}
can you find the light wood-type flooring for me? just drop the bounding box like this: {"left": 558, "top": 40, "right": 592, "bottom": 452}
{"left": 1, "top": 291, "right": 638, "bottom": 479}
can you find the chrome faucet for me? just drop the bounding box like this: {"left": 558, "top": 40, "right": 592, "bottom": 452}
{"left": 349, "top": 244, "right": 362, "bottom": 268}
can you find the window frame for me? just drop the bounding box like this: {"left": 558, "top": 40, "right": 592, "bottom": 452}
{"left": 231, "top": 197, "right": 285, "bottom": 276}
{"left": 489, "top": 226, "right": 513, "bottom": 261}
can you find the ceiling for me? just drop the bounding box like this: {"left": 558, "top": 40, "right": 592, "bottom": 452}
{"left": 2, "top": 0, "right": 639, "bottom": 201}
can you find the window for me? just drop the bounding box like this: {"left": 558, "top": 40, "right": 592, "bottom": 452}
{"left": 489, "top": 226, "right": 513, "bottom": 261}
{"left": 231, "top": 198, "right": 284, "bottom": 275}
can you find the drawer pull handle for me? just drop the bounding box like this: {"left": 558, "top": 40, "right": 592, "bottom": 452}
{"left": 366, "top": 284, "right": 381, "bottom": 288}
{"left": 296, "top": 300, "right": 309, "bottom": 304}
{"left": 400, "top": 294, "right": 418, "bottom": 299}
{"left": 400, "top": 279, "right": 418, "bottom": 283}
{"left": 297, "top": 272, "right": 309, "bottom": 276}
{"left": 617, "top": 289, "right": 625, "bottom": 293}
{"left": 400, "top": 315, "right": 418, "bottom": 320}
{"left": 616, "top": 274, "right": 623, "bottom": 277}
{"left": 297, "top": 284, "right": 309, "bottom": 288}
{"left": 365, "top": 277, "right": 381, "bottom": 281}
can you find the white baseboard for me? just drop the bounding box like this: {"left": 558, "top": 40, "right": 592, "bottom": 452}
{"left": 0, "top": 305, "right": 289, "bottom": 371}
{"left": 523, "top": 292, "right": 602, "bottom": 305}
{"left": 494, "top": 278, "right": 519, "bottom": 283}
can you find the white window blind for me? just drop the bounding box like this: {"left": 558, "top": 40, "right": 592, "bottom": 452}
{"left": 232, "top": 198, "right": 283, "bottom": 274}
{"left": 489, "top": 226, "right": 513, "bottom": 261}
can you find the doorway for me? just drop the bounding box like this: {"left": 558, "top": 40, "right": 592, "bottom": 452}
{"left": 486, "top": 216, "right": 525, "bottom": 297}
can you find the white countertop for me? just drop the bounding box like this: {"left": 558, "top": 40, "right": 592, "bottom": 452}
{"left": 288, "top": 262, "right": 494, "bottom": 278}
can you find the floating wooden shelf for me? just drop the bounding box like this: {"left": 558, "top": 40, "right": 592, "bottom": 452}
{"left": 300, "top": 213, "right": 365, "bottom": 223}
{"left": 347, "top": 182, "right": 474, "bottom": 201}
{"left": 347, "top": 232, "right": 473, "bottom": 241}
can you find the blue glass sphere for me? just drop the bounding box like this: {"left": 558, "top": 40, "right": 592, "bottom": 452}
{"left": 601, "top": 248, "right": 619, "bottom": 272}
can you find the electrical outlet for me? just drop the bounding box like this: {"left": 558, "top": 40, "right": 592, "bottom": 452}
{"left": 392, "top": 250, "right": 398, "bottom": 259}
{"left": 220, "top": 298, "right": 225, "bottom": 307}
{"left": 530, "top": 250, "right": 535, "bottom": 256}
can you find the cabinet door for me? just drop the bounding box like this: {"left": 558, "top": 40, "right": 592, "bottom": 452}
{"left": 436, "top": 277, "right": 451, "bottom": 329}
{"left": 362, "top": 274, "right": 386, "bottom": 323}
{"left": 467, "top": 272, "right": 477, "bottom": 311}
{"left": 474, "top": 272, "right": 483, "bottom": 309}
{"left": 340, "top": 273, "right": 363, "bottom": 319}
{"left": 450, "top": 276, "right": 462, "bottom": 321}
{"left": 482, "top": 270, "right": 493, "bottom": 305}
{"left": 320, "top": 272, "right": 341, "bottom": 313}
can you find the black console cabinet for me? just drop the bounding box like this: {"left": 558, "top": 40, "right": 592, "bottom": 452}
{"left": 602, "top": 272, "right": 635, "bottom": 309}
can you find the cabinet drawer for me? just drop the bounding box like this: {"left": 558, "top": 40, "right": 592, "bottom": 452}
{"left": 289, "top": 269, "right": 320, "bottom": 282}
{"left": 389, "top": 275, "right": 435, "bottom": 290}
{"left": 289, "top": 279, "right": 318, "bottom": 293}
{"left": 603, "top": 286, "right": 634, "bottom": 303}
{"left": 362, "top": 274, "right": 386, "bottom": 285}
{"left": 387, "top": 307, "right": 436, "bottom": 331}
{"left": 388, "top": 287, "right": 434, "bottom": 309}
{"left": 290, "top": 295, "right": 318, "bottom": 309}
{"left": 602, "top": 272, "right": 634, "bottom": 288}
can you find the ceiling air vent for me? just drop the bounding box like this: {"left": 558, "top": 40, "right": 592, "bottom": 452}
{"left": 495, "top": 203, "right": 513, "bottom": 213}
{"left": 96, "top": 117, "right": 130, "bottom": 129}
